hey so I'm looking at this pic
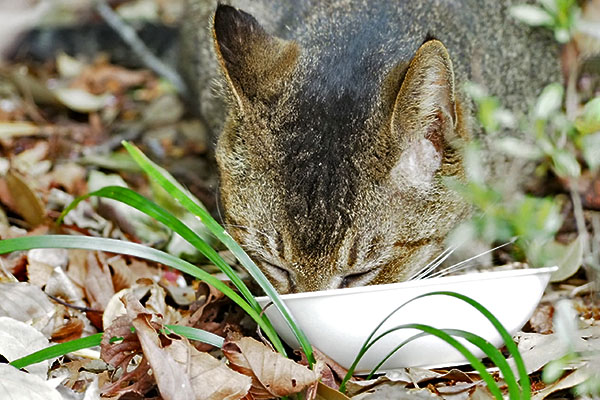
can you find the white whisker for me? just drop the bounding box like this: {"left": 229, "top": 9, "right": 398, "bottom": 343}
{"left": 426, "top": 239, "right": 516, "bottom": 279}
{"left": 409, "top": 244, "right": 460, "bottom": 281}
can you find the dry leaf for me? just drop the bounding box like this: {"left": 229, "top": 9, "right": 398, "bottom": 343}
{"left": 0, "top": 121, "right": 41, "bottom": 138}
{"left": 164, "top": 285, "right": 196, "bottom": 306}
{"left": 144, "top": 281, "right": 183, "bottom": 324}
{"left": 66, "top": 249, "right": 90, "bottom": 288}
{"left": 298, "top": 347, "right": 347, "bottom": 391}
{"left": 51, "top": 162, "right": 87, "bottom": 195}
{"left": 223, "top": 335, "right": 318, "bottom": 399}
{"left": 5, "top": 170, "right": 46, "bottom": 226}
{"left": 315, "top": 382, "right": 351, "bottom": 400}
{"left": 529, "top": 303, "right": 554, "bottom": 334}
{"left": 101, "top": 314, "right": 155, "bottom": 397}
{"left": 29, "top": 248, "right": 69, "bottom": 269}
{"left": 165, "top": 339, "right": 251, "bottom": 400}
{"left": 0, "top": 316, "right": 49, "bottom": 377}
{"left": 50, "top": 315, "right": 84, "bottom": 343}
{"left": 72, "top": 63, "right": 151, "bottom": 95}
{"left": 84, "top": 252, "right": 115, "bottom": 311}
{"left": 52, "top": 88, "right": 111, "bottom": 113}
{"left": 510, "top": 327, "right": 600, "bottom": 375}
{"left": 350, "top": 384, "right": 440, "bottom": 400}
{"left": 45, "top": 265, "right": 86, "bottom": 308}
{"left": 26, "top": 255, "right": 54, "bottom": 287}
{"left": 102, "top": 293, "right": 250, "bottom": 400}
{"left": 106, "top": 255, "right": 138, "bottom": 291}
{"left": 0, "top": 364, "right": 62, "bottom": 400}
{"left": 468, "top": 386, "right": 496, "bottom": 400}
{"left": 0, "top": 282, "right": 56, "bottom": 336}
{"left": 185, "top": 282, "right": 244, "bottom": 352}
{"left": 102, "top": 281, "right": 182, "bottom": 330}
{"left": 531, "top": 369, "right": 590, "bottom": 400}
{"left": 12, "top": 140, "right": 50, "bottom": 176}
{"left": 129, "top": 304, "right": 196, "bottom": 400}
{"left": 102, "top": 285, "right": 151, "bottom": 330}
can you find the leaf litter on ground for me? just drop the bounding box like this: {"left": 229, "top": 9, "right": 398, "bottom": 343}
{"left": 0, "top": 9, "right": 599, "bottom": 398}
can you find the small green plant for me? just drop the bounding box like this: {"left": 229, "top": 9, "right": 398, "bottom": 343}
{"left": 495, "top": 83, "right": 600, "bottom": 180}
{"left": 451, "top": 82, "right": 600, "bottom": 270}
{"left": 510, "top": 0, "right": 580, "bottom": 43}
{"left": 339, "top": 292, "right": 531, "bottom": 399}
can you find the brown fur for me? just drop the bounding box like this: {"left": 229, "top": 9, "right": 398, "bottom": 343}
{"left": 195, "top": 1, "right": 561, "bottom": 293}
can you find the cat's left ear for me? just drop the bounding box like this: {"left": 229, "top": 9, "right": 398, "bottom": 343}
{"left": 213, "top": 4, "right": 299, "bottom": 110}
{"left": 391, "top": 39, "right": 458, "bottom": 153}
{"left": 387, "top": 40, "right": 466, "bottom": 188}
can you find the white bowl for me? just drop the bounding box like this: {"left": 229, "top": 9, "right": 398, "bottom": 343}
{"left": 256, "top": 266, "right": 556, "bottom": 373}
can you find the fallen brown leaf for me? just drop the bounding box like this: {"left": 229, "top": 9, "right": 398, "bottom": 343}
{"left": 51, "top": 162, "right": 87, "bottom": 195}
{"left": 44, "top": 263, "right": 86, "bottom": 308}
{"left": 165, "top": 339, "right": 251, "bottom": 400}
{"left": 50, "top": 314, "right": 84, "bottom": 343}
{"left": 184, "top": 281, "right": 245, "bottom": 352}
{"left": 315, "top": 382, "right": 351, "bottom": 400}
{"left": 528, "top": 302, "right": 554, "bottom": 334}
{"left": 532, "top": 369, "right": 590, "bottom": 400}
{"left": 125, "top": 294, "right": 196, "bottom": 400}
{"left": 223, "top": 335, "right": 318, "bottom": 399}
{"left": 5, "top": 170, "right": 46, "bottom": 226}
{"left": 84, "top": 251, "right": 115, "bottom": 311}
{"left": 106, "top": 255, "right": 138, "bottom": 291}
{"left": 103, "top": 292, "right": 252, "bottom": 400}
{"left": 71, "top": 63, "right": 152, "bottom": 96}
{"left": 101, "top": 314, "right": 155, "bottom": 397}
{"left": 102, "top": 280, "right": 183, "bottom": 330}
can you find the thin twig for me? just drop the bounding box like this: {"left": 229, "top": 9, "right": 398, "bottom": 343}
{"left": 46, "top": 293, "right": 101, "bottom": 313}
{"left": 93, "top": 0, "right": 188, "bottom": 97}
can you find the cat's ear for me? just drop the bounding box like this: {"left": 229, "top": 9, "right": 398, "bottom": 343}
{"left": 389, "top": 40, "right": 463, "bottom": 188}
{"left": 213, "top": 4, "right": 299, "bottom": 110}
{"left": 391, "top": 39, "right": 457, "bottom": 152}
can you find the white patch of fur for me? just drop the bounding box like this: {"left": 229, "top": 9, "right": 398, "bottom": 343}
{"left": 392, "top": 138, "right": 441, "bottom": 189}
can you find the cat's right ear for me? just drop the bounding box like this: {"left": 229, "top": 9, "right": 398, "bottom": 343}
{"left": 213, "top": 4, "right": 299, "bottom": 110}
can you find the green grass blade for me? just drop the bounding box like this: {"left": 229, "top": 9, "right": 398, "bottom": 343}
{"left": 10, "top": 326, "right": 224, "bottom": 370}
{"left": 0, "top": 235, "right": 285, "bottom": 356}
{"left": 164, "top": 325, "right": 224, "bottom": 348}
{"left": 365, "top": 331, "right": 428, "bottom": 379}
{"left": 427, "top": 291, "right": 530, "bottom": 398}
{"left": 10, "top": 333, "right": 103, "bottom": 369}
{"left": 340, "top": 290, "right": 528, "bottom": 398}
{"left": 122, "top": 141, "right": 314, "bottom": 365}
{"left": 58, "top": 186, "right": 259, "bottom": 315}
{"left": 444, "top": 329, "right": 520, "bottom": 399}
{"left": 342, "top": 323, "right": 502, "bottom": 399}
{"left": 365, "top": 327, "right": 519, "bottom": 399}
{"left": 393, "top": 325, "right": 504, "bottom": 400}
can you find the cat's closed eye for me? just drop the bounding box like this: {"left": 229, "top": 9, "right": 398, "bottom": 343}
{"left": 340, "top": 267, "right": 380, "bottom": 288}
{"left": 260, "top": 260, "right": 294, "bottom": 291}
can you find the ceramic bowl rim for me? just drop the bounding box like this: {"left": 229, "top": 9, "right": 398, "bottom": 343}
{"left": 255, "top": 265, "right": 558, "bottom": 302}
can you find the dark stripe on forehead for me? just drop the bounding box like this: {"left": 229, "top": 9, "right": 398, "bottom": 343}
{"left": 272, "top": 12, "right": 394, "bottom": 257}
{"left": 276, "top": 77, "right": 377, "bottom": 255}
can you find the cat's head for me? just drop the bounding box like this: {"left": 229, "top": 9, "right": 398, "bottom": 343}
{"left": 213, "top": 4, "right": 470, "bottom": 293}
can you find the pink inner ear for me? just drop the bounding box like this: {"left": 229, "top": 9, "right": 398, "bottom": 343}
{"left": 424, "top": 111, "right": 445, "bottom": 155}
{"left": 392, "top": 138, "right": 442, "bottom": 190}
